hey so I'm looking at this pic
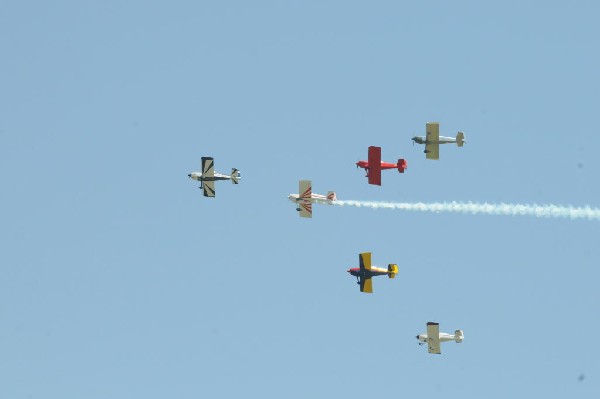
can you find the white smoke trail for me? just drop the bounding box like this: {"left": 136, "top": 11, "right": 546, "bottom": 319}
{"left": 334, "top": 200, "right": 600, "bottom": 221}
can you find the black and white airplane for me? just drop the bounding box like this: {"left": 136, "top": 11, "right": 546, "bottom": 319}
{"left": 188, "top": 157, "right": 240, "bottom": 197}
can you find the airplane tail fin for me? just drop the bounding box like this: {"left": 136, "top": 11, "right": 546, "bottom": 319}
{"left": 326, "top": 191, "right": 337, "bottom": 201}
{"left": 387, "top": 264, "right": 398, "bottom": 279}
{"left": 397, "top": 159, "right": 407, "bottom": 173}
{"left": 456, "top": 132, "right": 465, "bottom": 147}
{"left": 231, "top": 168, "right": 241, "bottom": 184}
{"left": 454, "top": 329, "right": 464, "bottom": 343}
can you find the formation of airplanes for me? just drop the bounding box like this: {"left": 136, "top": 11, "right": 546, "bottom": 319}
{"left": 189, "top": 122, "right": 465, "bottom": 197}
{"left": 190, "top": 122, "right": 466, "bottom": 354}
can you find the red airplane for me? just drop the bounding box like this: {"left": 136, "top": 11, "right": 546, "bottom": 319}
{"left": 356, "top": 146, "right": 407, "bottom": 185}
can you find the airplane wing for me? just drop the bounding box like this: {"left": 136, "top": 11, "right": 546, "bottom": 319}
{"left": 360, "top": 276, "right": 373, "bottom": 293}
{"left": 359, "top": 252, "right": 373, "bottom": 293}
{"left": 359, "top": 252, "right": 372, "bottom": 272}
{"left": 201, "top": 157, "right": 215, "bottom": 177}
{"left": 298, "top": 180, "right": 312, "bottom": 218}
{"left": 298, "top": 202, "right": 312, "bottom": 218}
{"left": 425, "top": 123, "right": 440, "bottom": 160}
{"left": 203, "top": 180, "right": 216, "bottom": 197}
{"left": 425, "top": 142, "right": 439, "bottom": 160}
{"left": 367, "top": 146, "right": 382, "bottom": 185}
{"left": 426, "top": 322, "right": 441, "bottom": 354}
{"left": 299, "top": 180, "right": 312, "bottom": 200}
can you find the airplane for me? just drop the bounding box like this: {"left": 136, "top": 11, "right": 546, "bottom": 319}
{"left": 188, "top": 157, "right": 240, "bottom": 197}
{"left": 416, "top": 322, "right": 464, "bottom": 354}
{"left": 356, "top": 146, "right": 407, "bottom": 186}
{"left": 347, "top": 252, "right": 398, "bottom": 293}
{"left": 411, "top": 122, "right": 465, "bottom": 160}
{"left": 288, "top": 180, "right": 337, "bottom": 218}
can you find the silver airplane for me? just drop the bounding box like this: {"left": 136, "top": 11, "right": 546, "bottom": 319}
{"left": 412, "top": 122, "right": 465, "bottom": 160}
{"left": 416, "top": 322, "right": 464, "bottom": 354}
{"left": 188, "top": 157, "right": 240, "bottom": 197}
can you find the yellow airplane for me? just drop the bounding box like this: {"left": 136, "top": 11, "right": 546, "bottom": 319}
{"left": 347, "top": 252, "right": 398, "bottom": 293}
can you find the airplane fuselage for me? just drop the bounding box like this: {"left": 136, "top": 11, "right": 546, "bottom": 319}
{"left": 188, "top": 172, "right": 232, "bottom": 182}
{"left": 416, "top": 332, "right": 457, "bottom": 343}
{"left": 356, "top": 160, "right": 399, "bottom": 171}
{"left": 412, "top": 136, "right": 457, "bottom": 145}
{"left": 288, "top": 193, "right": 334, "bottom": 205}
{"left": 347, "top": 266, "right": 389, "bottom": 279}
{"left": 356, "top": 159, "right": 407, "bottom": 179}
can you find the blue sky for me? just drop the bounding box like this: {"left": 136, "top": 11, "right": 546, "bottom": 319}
{"left": 1, "top": 1, "right": 599, "bottom": 398}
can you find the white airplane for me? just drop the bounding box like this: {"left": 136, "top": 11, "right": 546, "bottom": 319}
{"left": 188, "top": 157, "right": 240, "bottom": 197}
{"left": 288, "top": 180, "right": 337, "bottom": 218}
{"left": 416, "top": 322, "right": 464, "bottom": 354}
{"left": 412, "top": 122, "right": 465, "bottom": 160}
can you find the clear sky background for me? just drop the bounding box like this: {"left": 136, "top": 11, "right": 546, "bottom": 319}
{"left": 1, "top": 1, "right": 599, "bottom": 398}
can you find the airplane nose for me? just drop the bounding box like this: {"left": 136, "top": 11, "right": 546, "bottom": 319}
{"left": 188, "top": 174, "right": 191, "bottom": 178}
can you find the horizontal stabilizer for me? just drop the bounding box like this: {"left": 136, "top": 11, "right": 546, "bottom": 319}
{"left": 231, "top": 168, "right": 240, "bottom": 184}
{"left": 397, "top": 159, "right": 407, "bottom": 173}
{"left": 456, "top": 132, "right": 465, "bottom": 147}
{"left": 387, "top": 264, "right": 398, "bottom": 278}
{"left": 455, "top": 330, "right": 464, "bottom": 343}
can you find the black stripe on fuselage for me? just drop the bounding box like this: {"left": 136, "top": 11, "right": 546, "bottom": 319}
{"left": 349, "top": 269, "right": 388, "bottom": 278}
{"left": 199, "top": 176, "right": 230, "bottom": 182}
